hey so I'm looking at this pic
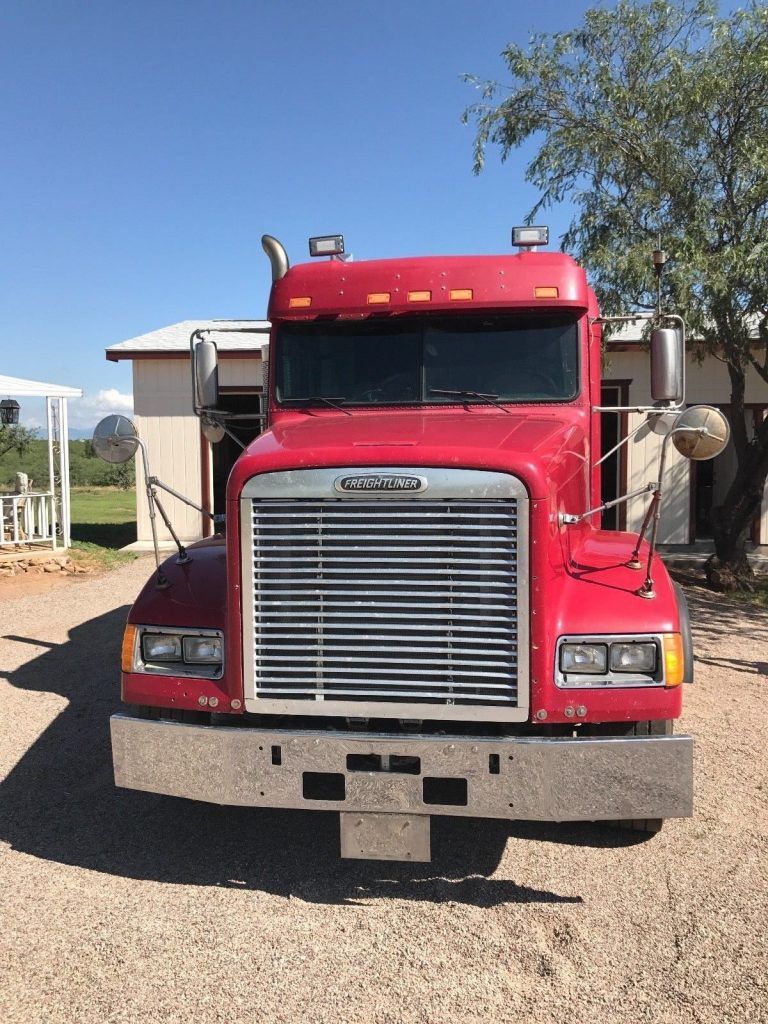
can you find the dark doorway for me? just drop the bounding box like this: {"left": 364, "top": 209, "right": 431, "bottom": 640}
{"left": 600, "top": 383, "right": 628, "bottom": 530}
{"left": 211, "top": 392, "right": 263, "bottom": 517}
{"left": 693, "top": 458, "right": 715, "bottom": 538}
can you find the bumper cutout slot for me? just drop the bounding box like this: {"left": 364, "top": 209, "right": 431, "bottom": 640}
{"left": 302, "top": 772, "right": 346, "bottom": 801}
{"left": 423, "top": 777, "right": 468, "bottom": 806}
{"left": 346, "top": 753, "right": 421, "bottom": 775}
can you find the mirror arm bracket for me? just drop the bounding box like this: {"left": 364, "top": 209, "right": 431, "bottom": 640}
{"left": 559, "top": 482, "right": 656, "bottom": 526}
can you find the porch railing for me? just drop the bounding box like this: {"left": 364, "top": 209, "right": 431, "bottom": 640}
{"left": 0, "top": 492, "right": 57, "bottom": 548}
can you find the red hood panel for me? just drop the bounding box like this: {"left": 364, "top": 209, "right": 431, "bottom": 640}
{"left": 229, "top": 409, "right": 590, "bottom": 504}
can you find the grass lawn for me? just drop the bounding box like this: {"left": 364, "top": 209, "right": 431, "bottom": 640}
{"left": 69, "top": 487, "right": 137, "bottom": 570}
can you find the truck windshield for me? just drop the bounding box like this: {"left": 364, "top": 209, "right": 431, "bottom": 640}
{"left": 275, "top": 314, "right": 580, "bottom": 406}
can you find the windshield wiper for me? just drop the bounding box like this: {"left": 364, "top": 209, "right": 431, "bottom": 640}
{"left": 285, "top": 396, "right": 352, "bottom": 416}
{"left": 428, "top": 388, "right": 511, "bottom": 414}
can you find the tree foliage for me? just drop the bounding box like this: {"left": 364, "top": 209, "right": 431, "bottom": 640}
{"left": 0, "top": 423, "right": 37, "bottom": 460}
{"left": 464, "top": 0, "right": 768, "bottom": 587}
{"left": 0, "top": 438, "right": 135, "bottom": 490}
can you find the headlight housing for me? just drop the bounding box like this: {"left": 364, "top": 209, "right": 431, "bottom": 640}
{"left": 182, "top": 635, "right": 223, "bottom": 664}
{"left": 127, "top": 626, "right": 224, "bottom": 679}
{"left": 559, "top": 643, "right": 608, "bottom": 674}
{"left": 556, "top": 634, "right": 677, "bottom": 688}
{"left": 609, "top": 641, "right": 657, "bottom": 674}
{"left": 142, "top": 633, "right": 183, "bottom": 662}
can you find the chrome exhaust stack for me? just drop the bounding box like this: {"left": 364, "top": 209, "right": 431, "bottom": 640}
{"left": 261, "top": 235, "right": 289, "bottom": 281}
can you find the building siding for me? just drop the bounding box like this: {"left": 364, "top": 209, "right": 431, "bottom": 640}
{"left": 605, "top": 347, "right": 768, "bottom": 544}
{"left": 132, "top": 354, "right": 263, "bottom": 542}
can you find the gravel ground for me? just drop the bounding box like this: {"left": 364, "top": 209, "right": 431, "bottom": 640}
{"left": 1, "top": 556, "right": 766, "bottom": 1024}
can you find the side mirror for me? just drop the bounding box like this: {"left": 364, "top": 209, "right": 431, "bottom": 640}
{"left": 193, "top": 338, "right": 220, "bottom": 412}
{"left": 650, "top": 326, "right": 683, "bottom": 405}
{"left": 92, "top": 415, "right": 140, "bottom": 464}
{"left": 672, "top": 405, "right": 730, "bottom": 461}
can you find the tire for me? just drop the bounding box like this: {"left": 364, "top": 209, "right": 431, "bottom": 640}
{"left": 613, "top": 720, "right": 672, "bottom": 834}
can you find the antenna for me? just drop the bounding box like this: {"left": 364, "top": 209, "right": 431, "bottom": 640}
{"left": 652, "top": 235, "right": 667, "bottom": 316}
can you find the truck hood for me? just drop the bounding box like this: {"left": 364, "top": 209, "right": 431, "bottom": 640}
{"left": 230, "top": 408, "right": 590, "bottom": 502}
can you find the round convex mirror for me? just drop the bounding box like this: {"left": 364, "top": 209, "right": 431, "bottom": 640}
{"left": 672, "top": 405, "right": 730, "bottom": 461}
{"left": 201, "top": 416, "right": 225, "bottom": 444}
{"left": 92, "top": 414, "right": 140, "bottom": 464}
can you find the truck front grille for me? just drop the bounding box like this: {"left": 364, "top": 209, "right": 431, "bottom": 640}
{"left": 247, "top": 498, "right": 520, "bottom": 708}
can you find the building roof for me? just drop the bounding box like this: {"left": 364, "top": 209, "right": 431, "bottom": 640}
{"left": 605, "top": 311, "right": 765, "bottom": 350}
{"left": 0, "top": 373, "right": 82, "bottom": 398}
{"left": 106, "top": 319, "right": 270, "bottom": 361}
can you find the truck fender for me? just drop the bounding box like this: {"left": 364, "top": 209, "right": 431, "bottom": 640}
{"left": 674, "top": 582, "right": 694, "bottom": 684}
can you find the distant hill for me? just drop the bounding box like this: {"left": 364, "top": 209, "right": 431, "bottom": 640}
{"left": 19, "top": 426, "right": 94, "bottom": 441}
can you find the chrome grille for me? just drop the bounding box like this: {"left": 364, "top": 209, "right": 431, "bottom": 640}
{"left": 248, "top": 498, "right": 520, "bottom": 707}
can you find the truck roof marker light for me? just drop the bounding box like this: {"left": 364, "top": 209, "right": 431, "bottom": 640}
{"left": 449, "top": 289, "right": 473, "bottom": 301}
{"left": 535, "top": 286, "right": 559, "bottom": 298}
{"left": 407, "top": 290, "right": 431, "bottom": 302}
{"left": 367, "top": 292, "right": 391, "bottom": 305}
{"left": 663, "top": 633, "right": 685, "bottom": 687}
{"left": 288, "top": 297, "right": 312, "bottom": 309}
{"left": 309, "top": 235, "right": 344, "bottom": 257}
{"left": 121, "top": 624, "right": 137, "bottom": 673}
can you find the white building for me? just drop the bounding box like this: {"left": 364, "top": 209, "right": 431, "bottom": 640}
{"left": 106, "top": 321, "right": 268, "bottom": 546}
{"left": 107, "top": 320, "right": 767, "bottom": 548}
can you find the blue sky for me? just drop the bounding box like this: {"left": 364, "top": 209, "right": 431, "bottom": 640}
{"left": 0, "top": 1, "right": 666, "bottom": 429}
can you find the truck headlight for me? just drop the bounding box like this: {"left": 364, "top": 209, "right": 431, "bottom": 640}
{"left": 142, "top": 633, "right": 183, "bottom": 662}
{"left": 182, "top": 635, "right": 223, "bottom": 664}
{"left": 560, "top": 643, "right": 608, "bottom": 674}
{"left": 556, "top": 635, "right": 669, "bottom": 688}
{"left": 129, "top": 626, "right": 224, "bottom": 679}
{"left": 609, "top": 642, "right": 657, "bottom": 673}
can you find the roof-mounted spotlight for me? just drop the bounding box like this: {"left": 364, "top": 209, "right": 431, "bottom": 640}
{"left": 309, "top": 234, "right": 345, "bottom": 257}
{"left": 512, "top": 225, "right": 549, "bottom": 249}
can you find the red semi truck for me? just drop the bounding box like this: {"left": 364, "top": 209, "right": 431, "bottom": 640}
{"left": 105, "top": 229, "right": 717, "bottom": 862}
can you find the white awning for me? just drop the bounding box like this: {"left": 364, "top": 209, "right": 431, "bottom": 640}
{"left": 0, "top": 374, "right": 82, "bottom": 399}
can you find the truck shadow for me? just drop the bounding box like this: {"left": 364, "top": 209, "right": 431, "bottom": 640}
{"left": 0, "top": 604, "right": 641, "bottom": 908}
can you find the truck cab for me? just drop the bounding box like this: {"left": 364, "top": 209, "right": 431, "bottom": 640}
{"left": 109, "top": 233, "right": 696, "bottom": 862}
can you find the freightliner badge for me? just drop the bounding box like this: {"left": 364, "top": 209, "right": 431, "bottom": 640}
{"left": 334, "top": 474, "right": 427, "bottom": 494}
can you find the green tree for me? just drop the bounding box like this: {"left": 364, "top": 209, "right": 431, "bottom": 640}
{"left": 464, "top": 0, "right": 768, "bottom": 589}
{"left": 0, "top": 424, "right": 37, "bottom": 460}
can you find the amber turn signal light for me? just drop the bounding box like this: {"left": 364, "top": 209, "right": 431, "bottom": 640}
{"left": 662, "top": 633, "right": 685, "bottom": 687}
{"left": 121, "top": 624, "right": 137, "bottom": 673}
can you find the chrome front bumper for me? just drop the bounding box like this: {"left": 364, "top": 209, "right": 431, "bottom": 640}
{"left": 110, "top": 713, "right": 693, "bottom": 823}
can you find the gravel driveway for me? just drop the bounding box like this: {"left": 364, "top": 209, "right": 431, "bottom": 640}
{"left": 1, "top": 556, "right": 766, "bottom": 1024}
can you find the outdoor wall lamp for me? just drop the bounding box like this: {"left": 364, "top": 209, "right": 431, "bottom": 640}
{"left": 0, "top": 398, "right": 20, "bottom": 425}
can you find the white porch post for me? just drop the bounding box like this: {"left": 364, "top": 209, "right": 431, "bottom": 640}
{"left": 60, "top": 397, "right": 72, "bottom": 546}
{"left": 46, "top": 396, "right": 58, "bottom": 550}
